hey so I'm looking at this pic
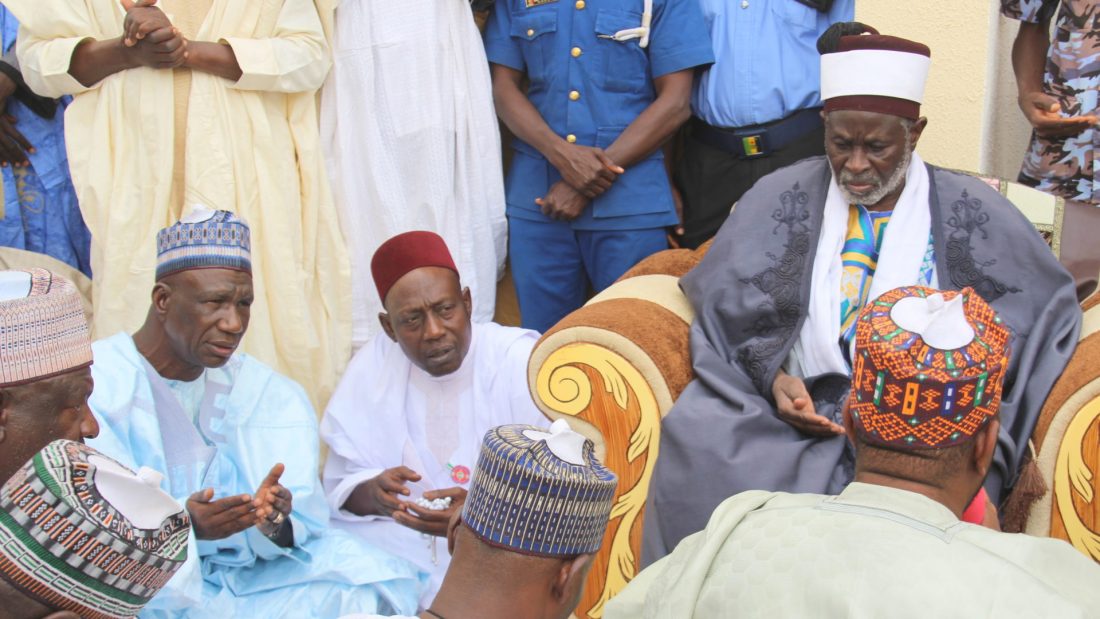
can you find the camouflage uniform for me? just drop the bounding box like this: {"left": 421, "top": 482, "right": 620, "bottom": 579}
{"left": 1002, "top": 0, "right": 1100, "bottom": 204}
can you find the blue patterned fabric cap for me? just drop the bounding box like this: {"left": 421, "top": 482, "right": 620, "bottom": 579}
{"left": 461, "top": 422, "right": 617, "bottom": 557}
{"left": 156, "top": 207, "right": 251, "bottom": 281}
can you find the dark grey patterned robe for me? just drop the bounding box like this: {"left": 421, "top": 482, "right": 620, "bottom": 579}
{"left": 642, "top": 156, "right": 1081, "bottom": 563}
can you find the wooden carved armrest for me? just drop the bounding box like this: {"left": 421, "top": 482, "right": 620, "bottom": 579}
{"left": 527, "top": 249, "right": 702, "bottom": 618}
{"left": 1027, "top": 293, "right": 1100, "bottom": 562}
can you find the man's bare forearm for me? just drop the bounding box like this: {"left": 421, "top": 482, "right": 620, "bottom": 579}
{"left": 604, "top": 70, "right": 693, "bottom": 169}
{"left": 69, "top": 38, "right": 139, "bottom": 87}
{"left": 184, "top": 41, "right": 242, "bottom": 82}
{"left": 490, "top": 63, "right": 571, "bottom": 170}
{"left": 1011, "top": 20, "right": 1049, "bottom": 99}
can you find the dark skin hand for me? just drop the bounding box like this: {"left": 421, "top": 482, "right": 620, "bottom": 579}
{"left": 186, "top": 487, "right": 256, "bottom": 540}
{"left": 1012, "top": 20, "right": 1097, "bottom": 138}
{"left": 343, "top": 465, "right": 419, "bottom": 517}
{"left": 120, "top": 0, "right": 188, "bottom": 69}
{"left": 490, "top": 63, "right": 623, "bottom": 199}
{"left": 553, "top": 145, "right": 622, "bottom": 198}
{"left": 536, "top": 180, "right": 589, "bottom": 221}
{"left": 0, "top": 73, "right": 32, "bottom": 168}
{"left": 124, "top": 0, "right": 241, "bottom": 81}
{"left": 771, "top": 369, "right": 845, "bottom": 436}
{"left": 121, "top": 0, "right": 175, "bottom": 47}
{"left": 253, "top": 463, "right": 294, "bottom": 547}
{"left": 493, "top": 63, "right": 694, "bottom": 217}
{"left": 393, "top": 487, "right": 468, "bottom": 538}
{"left": 68, "top": 0, "right": 245, "bottom": 87}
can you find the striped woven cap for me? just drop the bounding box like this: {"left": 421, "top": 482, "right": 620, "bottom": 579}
{"left": 850, "top": 286, "right": 1012, "bottom": 449}
{"left": 461, "top": 423, "right": 617, "bottom": 557}
{"left": 0, "top": 269, "right": 91, "bottom": 386}
{"left": 156, "top": 206, "right": 251, "bottom": 281}
{"left": 0, "top": 440, "right": 190, "bottom": 619}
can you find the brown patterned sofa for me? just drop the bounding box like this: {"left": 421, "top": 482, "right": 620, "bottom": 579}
{"left": 527, "top": 178, "right": 1100, "bottom": 619}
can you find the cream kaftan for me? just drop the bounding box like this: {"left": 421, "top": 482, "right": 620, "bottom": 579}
{"left": 8, "top": 0, "right": 350, "bottom": 412}
{"left": 320, "top": 0, "right": 507, "bottom": 348}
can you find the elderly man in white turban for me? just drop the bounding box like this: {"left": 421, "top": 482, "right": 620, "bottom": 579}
{"left": 642, "top": 24, "right": 1081, "bottom": 563}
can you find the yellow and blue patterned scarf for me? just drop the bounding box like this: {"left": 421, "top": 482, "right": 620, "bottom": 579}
{"left": 839, "top": 204, "right": 936, "bottom": 348}
{"left": 840, "top": 204, "right": 892, "bottom": 341}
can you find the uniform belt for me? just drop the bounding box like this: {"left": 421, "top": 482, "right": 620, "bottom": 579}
{"left": 691, "top": 107, "right": 824, "bottom": 159}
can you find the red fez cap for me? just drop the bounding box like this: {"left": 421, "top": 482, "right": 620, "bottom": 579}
{"left": 371, "top": 231, "right": 459, "bottom": 304}
{"left": 821, "top": 34, "right": 931, "bottom": 120}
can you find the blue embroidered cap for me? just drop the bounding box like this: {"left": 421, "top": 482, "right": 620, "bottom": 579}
{"left": 156, "top": 206, "right": 251, "bottom": 281}
{"left": 461, "top": 421, "right": 617, "bottom": 557}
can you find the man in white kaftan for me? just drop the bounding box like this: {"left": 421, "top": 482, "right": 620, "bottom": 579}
{"left": 321, "top": 0, "right": 506, "bottom": 348}
{"left": 87, "top": 211, "right": 424, "bottom": 618}
{"left": 6, "top": 0, "right": 351, "bottom": 412}
{"left": 321, "top": 232, "right": 543, "bottom": 605}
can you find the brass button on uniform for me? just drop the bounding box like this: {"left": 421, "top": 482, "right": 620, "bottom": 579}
{"left": 575, "top": 0, "right": 585, "bottom": 9}
{"left": 571, "top": 47, "right": 582, "bottom": 58}
{"left": 569, "top": 90, "right": 580, "bottom": 101}
{"left": 527, "top": 28, "right": 535, "bottom": 36}
{"left": 566, "top": 134, "right": 577, "bottom": 143}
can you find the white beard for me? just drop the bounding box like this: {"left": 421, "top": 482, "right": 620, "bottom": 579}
{"left": 834, "top": 147, "right": 912, "bottom": 207}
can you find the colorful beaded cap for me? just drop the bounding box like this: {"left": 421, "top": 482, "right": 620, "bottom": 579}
{"left": 156, "top": 208, "right": 251, "bottom": 281}
{"left": 850, "top": 286, "right": 1011, "bottom": 449}
{"left": 0, "top": 441, "right": 190, "bottom": 619}
{"left": 0, "top": 269, "right": 92, "bottom": 386}
{"left": 461, "top": 424, "right": 617, "bottom": 557}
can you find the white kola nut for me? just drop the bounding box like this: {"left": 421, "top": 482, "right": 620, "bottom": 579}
{"left": 414, "top": 497, "right": 453, "bottom": 511}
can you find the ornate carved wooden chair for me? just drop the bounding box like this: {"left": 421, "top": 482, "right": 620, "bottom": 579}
{"left": 527, "top": 178, "right": 1100, "bottom": 619}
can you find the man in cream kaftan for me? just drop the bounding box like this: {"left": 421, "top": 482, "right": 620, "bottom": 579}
{"left": 321, "top": 0, "right": 506, "bottom": 348}
{"left": 320, "top": 232, "right": 544, "bottom": 605}
{"left": 6, "top": 0, "right": 350, "bottom": 412}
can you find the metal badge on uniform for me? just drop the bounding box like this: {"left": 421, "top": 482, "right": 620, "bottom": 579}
{"left": 526, "top": 0, "right": 558, "bottom": 7}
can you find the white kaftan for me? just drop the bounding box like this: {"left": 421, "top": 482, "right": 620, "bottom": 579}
{"left": 320, "top": 0, "right": 507, "bottom": 348}
{"left": 320, "top": 322, "right": 546, "bottom": 605}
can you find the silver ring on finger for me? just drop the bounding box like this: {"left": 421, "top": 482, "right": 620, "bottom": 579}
{"left": 269, "top": 511, "right": 286, "bottom": 526}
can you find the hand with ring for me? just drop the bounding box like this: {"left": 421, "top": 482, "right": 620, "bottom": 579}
{"left": 254, "top": 463, "right": 293, "bottom": 541}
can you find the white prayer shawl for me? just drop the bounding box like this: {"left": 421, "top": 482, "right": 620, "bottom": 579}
{"left": 86, "top": 333, "right": 424, "bottom": 617}
{"left": 320, "top": 322, "right": 546, "bottom": 605}
{"left": 793, "top": 152, "right": 938, "bottom": 378}
{"left": 320, "top": 0, "right": 507, "bottom": 348}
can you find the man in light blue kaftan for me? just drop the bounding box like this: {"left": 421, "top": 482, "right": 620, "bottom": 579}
{"left": 0, "top": 8, "right": 91, "bottom": 275}
{"left": 86, "top": 208, "right": 425, "bottom": 618}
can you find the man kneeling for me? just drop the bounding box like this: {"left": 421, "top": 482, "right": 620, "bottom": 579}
{"left": 87, "top": 208, "right": 423, "bottom": 616}
{"left": 609, "top": 287, "right": 1100, "bottom": 617}
{"left": 321, "top": 231, "right": 545, "bottom": 603}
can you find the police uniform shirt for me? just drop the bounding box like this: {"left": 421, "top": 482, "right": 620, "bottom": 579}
{"left": 485, "top": 0, "right": 713, "bottom": 231}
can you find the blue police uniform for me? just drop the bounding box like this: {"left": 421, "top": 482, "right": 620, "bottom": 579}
{"left": 675, "top": 0, "right": 855, "bottom": 249}
{"left": 485, "top": 0, "right": 713, "bottom": 332}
